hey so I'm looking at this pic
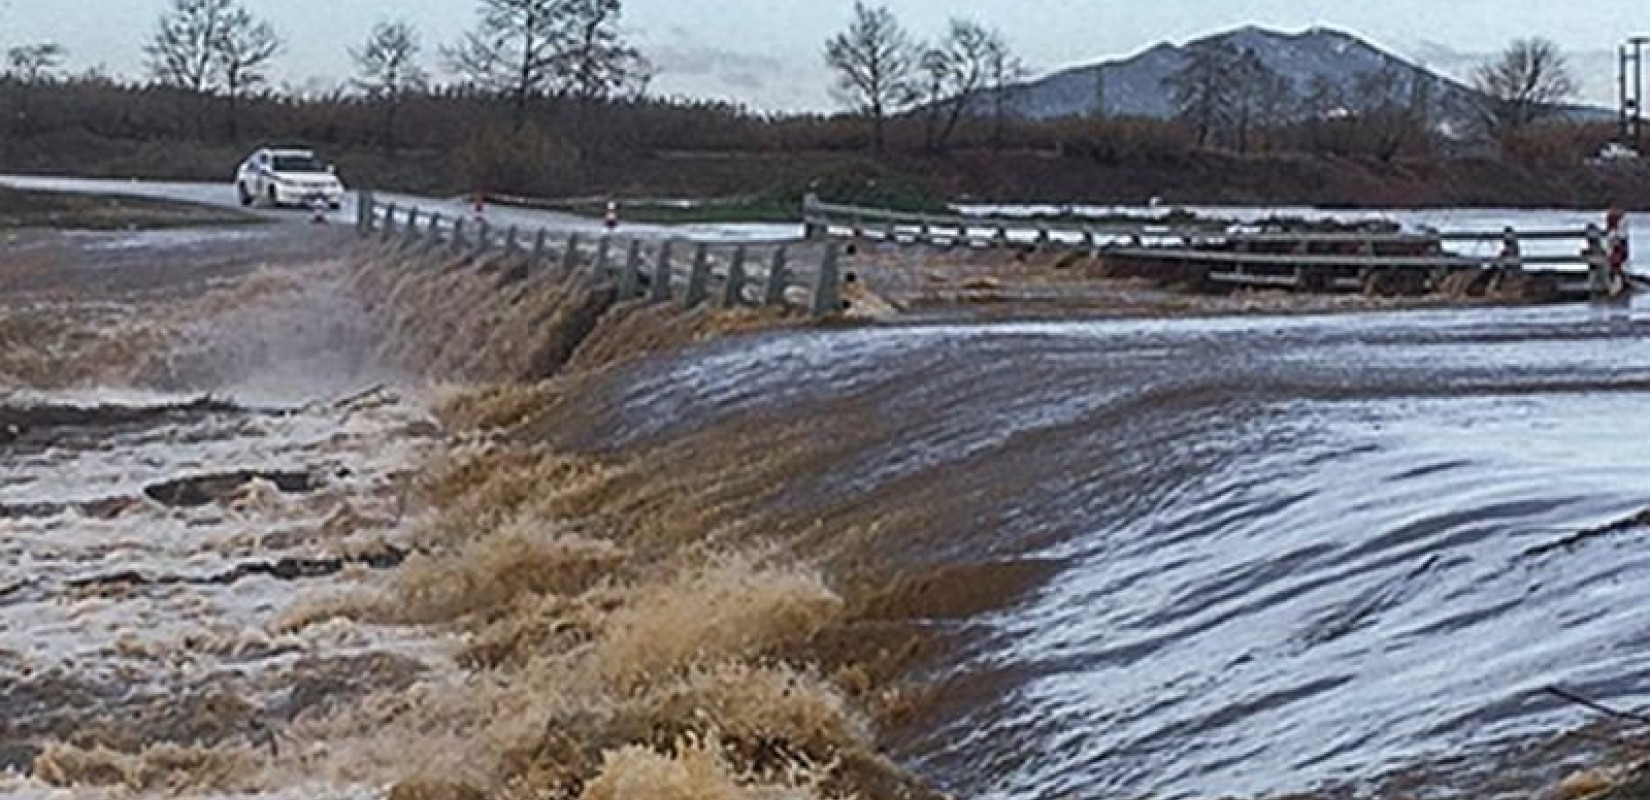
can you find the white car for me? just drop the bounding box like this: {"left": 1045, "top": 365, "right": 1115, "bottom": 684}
{"left": 235, "top": 148, "right": 347, "bottom": 209}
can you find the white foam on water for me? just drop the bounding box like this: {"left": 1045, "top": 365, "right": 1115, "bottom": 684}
{"left": 1, "top": 386, "right": 461, "bottom": 797}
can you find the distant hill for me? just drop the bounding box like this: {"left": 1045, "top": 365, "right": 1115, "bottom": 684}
{"left": 988, "top": 26, "right": 1609, "bottom": 131}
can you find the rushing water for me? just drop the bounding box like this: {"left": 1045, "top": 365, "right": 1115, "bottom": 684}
{"left": 581, "top": 295, "right": 1650, "bottom": 799}
{"left": 6, "top": 214, "right": 1650, "bottom": 799}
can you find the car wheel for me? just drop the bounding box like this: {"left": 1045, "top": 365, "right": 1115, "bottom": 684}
{"left": 237, "top": 183, "right": 253, "bottom": 207}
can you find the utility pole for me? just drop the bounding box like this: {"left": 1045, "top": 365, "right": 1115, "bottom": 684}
{"left": 1623, "top": 44, "right": 1632, "bottom": 144}
{"left": 1626, "top": 36, "right": 1649, "bottom": 149}
{"left": 1636, "top": 37, "right": 1649, "bottom": 149}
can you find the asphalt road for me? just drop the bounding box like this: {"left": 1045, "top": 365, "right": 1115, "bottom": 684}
{"left": 0, "top": 175, "right": 803, "bottom": 243}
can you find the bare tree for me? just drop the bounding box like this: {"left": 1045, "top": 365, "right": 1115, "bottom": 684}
{"left": 551, "top": 0, "right": 644, "bottom": 101}
{"left": 621, "top": 53, "right": 655, "bottom": 101}
{"left": 1350, "top": 64, "right": 1428, "bottom": 161}
{"left": 985, "top": 33, "right": 1026, "bottom": 150}
{"left": 144, "top": 0, "right": 278, "bottom": 138}
{"left": 352, "top": 20, "right": 429, "bottom": 149}
{"left": 446, "top": 0, "right": 563, "bottom": 123}
{"left": 6, "top": 42, "right": 66, "bottom": 83}
{"left": 215, "top": 6, "right": 281, "bottom": 140}
{"left": 1164, "top": 40, "right": 1239, "bottom": 148}
{"left": 923, "top": 20, "right": 1004, "bottom": 153}
{"left": 916, "top": 47, "right": 949, "bottom": 152}
{"left": 1472, "top": 37, "right": 1576, "bottom": 140}
{"left": 447, "top": 0, "right": 645, "bottom": 124}
{"left": 825, "top": 1, "right": 917, "bottom": 153}
{"left": 1227, "top": 48, "right": 1291, "bottom": 153}
{"left": 145, "top": 0, "right": 234, "bottom": 95}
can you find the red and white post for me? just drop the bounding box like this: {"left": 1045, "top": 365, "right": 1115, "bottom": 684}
{"left": 1607, "top": 208, "right": 1631, "bottom": 297}
{"left": 1607, "top": 209, "right": 1630, "bottom": 275}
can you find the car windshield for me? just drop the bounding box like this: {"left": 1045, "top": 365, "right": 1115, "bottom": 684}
{"left": 271, "top": 154, "right": 327, "bottom": 173}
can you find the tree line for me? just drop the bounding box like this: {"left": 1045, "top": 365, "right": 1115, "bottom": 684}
{"left": 0, "top": 0, "right": 1611, "bottom": 201}
{"left": 824, "top": 1, "right": 1024, "bottom": 154}
{"left": 3, "top": 0, "right": 647, "bottom": 145}
{"left": 823, "top": 2, "right": 1588, "bottom": 160}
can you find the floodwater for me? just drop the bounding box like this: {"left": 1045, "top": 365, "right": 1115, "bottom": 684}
{"left": 0, "top": 227, "right": 441, "bottom": 798}
{"left": 577, "top": 297, "right": 1650, "bottom": 799}
{"left": 5, "top": 218, "right": 1650, "bottom": 799}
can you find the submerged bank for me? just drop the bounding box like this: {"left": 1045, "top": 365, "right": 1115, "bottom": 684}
{"left": 4, "top": 226, "right": 1650, "bottom": 800}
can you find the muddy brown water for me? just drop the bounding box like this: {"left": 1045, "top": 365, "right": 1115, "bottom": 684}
{"left": 4, "top": 221, "right": 1650, "bottom": 799}
{"left": 545, "top": 299, "right": 1650, "bottom": 799}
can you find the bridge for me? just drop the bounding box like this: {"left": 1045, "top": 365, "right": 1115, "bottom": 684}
{"left": 802, "top": 195, "right": 1630, "bottom": 301}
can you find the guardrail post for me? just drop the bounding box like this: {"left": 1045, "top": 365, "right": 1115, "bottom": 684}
{"left": 722, "top": 245, "right": 748, "bottom": 308}
{"left": 851, "top": 213, "right": 864, "bottom": 240}
{"left": 356, "top": 190, "right": 373, "bottom": 234}
{"left": 1083, "top": 228, "right": 1097, "bottom": 257}
{"left": 473, "top": 220, "right": 491, "bottom": 257}
{"left": 449, "top": 217, "right": 467, "bottom": 254}
{"left": 683, "top": 243, "right": 711, "bottom": 308}
{"left": 532, "top": 229, "right": 547, "bottom": 261}
{"left": 1500, "top": 227, "right": 1523, "bottom": 271}
{"left": 918, "top": 216, "right": 933, "bottom": 246}
{"left": 1036, "top": 224, "right": 1051, "bottom": 251}
{"left": 882, "top": 213, "right": 897, "bottom": 243}
{"left": 423, "top": 212, "right": 444, "bottom": 253}
{"left": 802, "top": 194, "right": 826, "bottom": 240}
{"left": 618, "top": 238, "right": 642, "bottom": 300}
{"left": 562, "top": 233, "right": 581, "bottom": 272}
{"left": 651, "top": 241, "right": 675, "bottom": 303}
{"left": 504, "top": 225, "right": 519, "bottom": 254}
{"left": 763, "top": 246, "right": 790, "bottom": 308}
{"left": 380, "top": 203, "right": 397, "bottom": 241}
{"left": 590, "top": 236, "right": 612, "bottom": 286}
{"left": 1586, "top": 224, "right": 1609, "bottom": 296}
{"left": 994, "top": 224, "right": 1009, "bottom": 249}
{"left": 402, "top": 208, "right": 420, "bottom": 243}
{"left": 811, "top": 242, "right": 843, "bottom": 317}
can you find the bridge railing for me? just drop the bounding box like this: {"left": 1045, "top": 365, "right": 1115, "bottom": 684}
{"left": 801, "top": 194, "right": 1621, "bottom": 297}
{"left": 356, "top": 191, "right": 845, "bottom": 317}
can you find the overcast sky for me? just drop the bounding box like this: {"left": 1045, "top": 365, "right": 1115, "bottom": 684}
{"left": 0, "top": 0, "right": 1639, "bottom": 111}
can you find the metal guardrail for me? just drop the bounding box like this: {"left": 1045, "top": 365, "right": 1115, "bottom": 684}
{"left": 801, "top": 194, "right": 1627, "bottom": 298}
{"left": 357, "top": 191, "right": 845, "bottom": 317}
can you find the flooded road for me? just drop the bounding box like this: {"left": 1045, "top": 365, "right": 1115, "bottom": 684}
{"left": 573, "top": 298, "right": 1650, "bottom": 799}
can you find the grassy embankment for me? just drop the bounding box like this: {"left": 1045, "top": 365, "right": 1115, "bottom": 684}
{"left": 0, "top": 186, "right": 258, "bottom": 230}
